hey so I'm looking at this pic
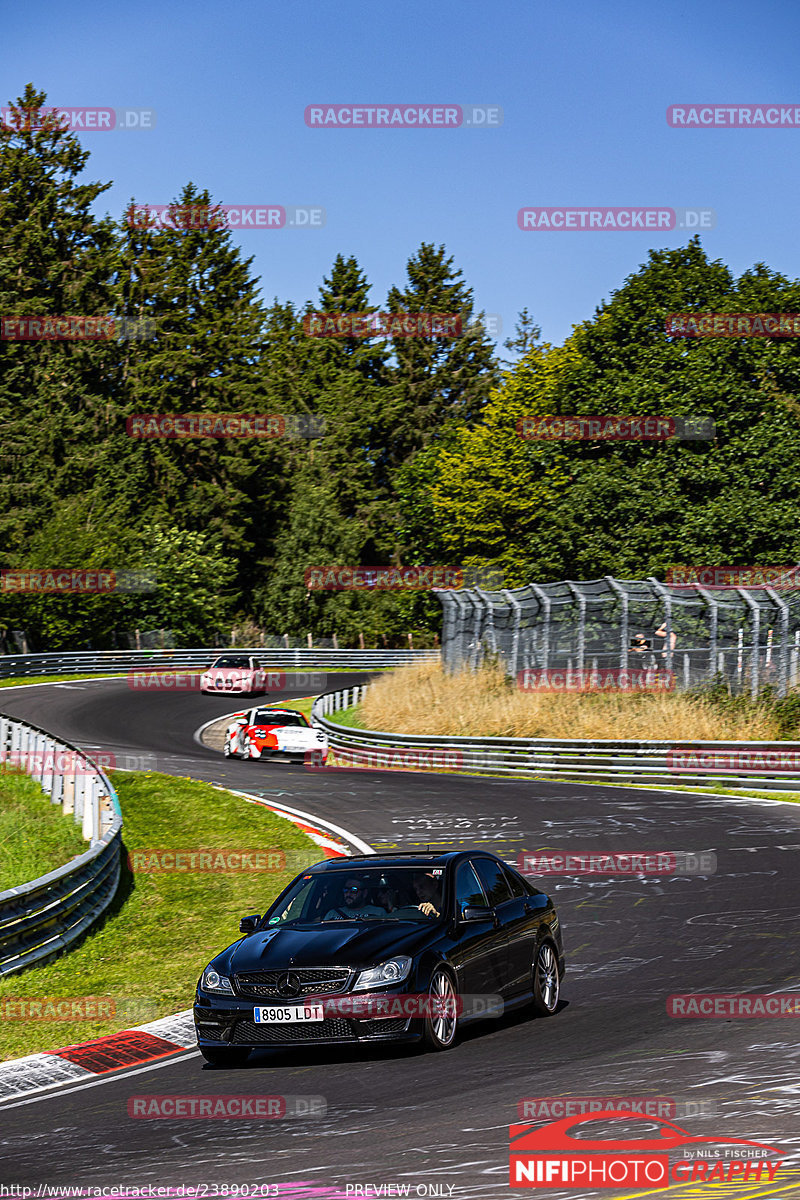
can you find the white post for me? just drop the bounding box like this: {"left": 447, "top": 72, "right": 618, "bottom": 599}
{"left": 82, "top": 775, "right": 98, "bottom": 841}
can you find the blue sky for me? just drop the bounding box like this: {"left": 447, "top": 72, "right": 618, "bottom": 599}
{"left": 4, "top": 0, "right": 799, "bottom": 347}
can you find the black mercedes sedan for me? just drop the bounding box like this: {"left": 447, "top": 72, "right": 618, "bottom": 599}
{"left": 194, "top": 850, "right": 565, "bottom": 1065}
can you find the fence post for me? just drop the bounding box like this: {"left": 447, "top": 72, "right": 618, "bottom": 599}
{"left": 736, "top": 587, "right": 761, "bottom": 700}
{"left": 82, "top": 774, "right": 98, "bottom": 841}
{"left": 474, "top": 588, "right": 494, "bottom": 657}
{"left": 528, "top": 584, "right": 551, "bottom": 671}
{"left": 502, "top": 590, "right": 522, "bottom": 680}
{"left": 765, "top": 587, "right": 790, "bottom": 698}
{"left": 648, "top": 579, "right": 674, "bottom": 673}
{"left": 605, "top": 576, "right": 629, "bottom": 669}
{"left": 73, "top": 760, "right": 86, "bottom": 826}
{"left": 696, "top": 585, "right": 718, "bottom": 681}
{"left": 566, "top": 584, "right": 586, "bottom": 673}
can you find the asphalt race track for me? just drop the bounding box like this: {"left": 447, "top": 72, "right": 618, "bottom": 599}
{"left": 1, "top": 676, "right": 800, "bottom": 1198}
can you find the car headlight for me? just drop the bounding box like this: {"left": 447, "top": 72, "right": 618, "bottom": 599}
{"left": 201, "top": 968, "right": 234, "bottom": 994}
{"left": 352, "top": 956, "right": 412, "bottom": 991}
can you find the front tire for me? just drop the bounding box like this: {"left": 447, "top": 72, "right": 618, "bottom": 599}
{"left": 421, "top": 967, "right": 459, "bottom": 1051}
{"left": 199, "top": 1046, "right": 251, "bottom": 1067}
{"left": 532, "top": 941, "right": 560, "bottom": 1015}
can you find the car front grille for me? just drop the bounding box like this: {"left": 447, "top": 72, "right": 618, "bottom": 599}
{"left": 231, "top": 1017, "right": 355, "bottom": 1044}
{"left": 234, "top": 968, "right": 351, "bottom": 999}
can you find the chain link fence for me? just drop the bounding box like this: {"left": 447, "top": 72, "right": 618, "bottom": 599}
{"left": 436, "top": 575, "right": 800, "bottom": 698}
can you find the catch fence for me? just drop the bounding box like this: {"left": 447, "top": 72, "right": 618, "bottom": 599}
{"left": 436, "top": 575, "right": 800, "bottom": 698}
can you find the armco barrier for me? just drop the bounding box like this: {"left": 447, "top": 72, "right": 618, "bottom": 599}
{"left": 0, "top": 647, "right": 438, "bottom": 680}
{"left": 0, "top": 714, "right": 122, "bottom": 975}
{"left": 311, "top": 689, "right": 800, "bottom": 794}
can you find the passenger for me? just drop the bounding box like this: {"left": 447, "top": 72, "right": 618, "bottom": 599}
{"left": 413, "top": 872, "right": 443, "bottom": 918}
{"left": 376, "top": 881, "right": 397, "bottom": 913}
{"left": 323, "top": 877, "right": 384, "bottom": 921}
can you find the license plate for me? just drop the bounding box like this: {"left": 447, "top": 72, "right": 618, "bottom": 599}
{"left": 253, "top": 1004, "right": 324, "bottom": 1023}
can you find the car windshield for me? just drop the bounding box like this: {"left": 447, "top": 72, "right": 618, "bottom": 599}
{"left": 264, "top": 866, "right": 447, "bottom": 925}
{"left": 251, "top": 710, "right": 308, "bottom": 727}
{"left": 211, "top": 656, "right": 251, "bottom": 669}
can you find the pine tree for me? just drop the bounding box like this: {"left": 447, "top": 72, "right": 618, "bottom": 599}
{"left": 385, "top": 242, "right": 499, "bottom": 468}
{"left": 0, "top": 84, "right": 120, "bottom": 554}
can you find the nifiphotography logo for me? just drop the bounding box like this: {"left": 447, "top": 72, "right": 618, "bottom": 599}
{"left": 509, "top": 1109, "right": 783, "bottom": 1188}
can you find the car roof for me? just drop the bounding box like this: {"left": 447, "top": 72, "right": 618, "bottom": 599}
{"left": 304, "top": 850, "right": 512, "bottom": 873}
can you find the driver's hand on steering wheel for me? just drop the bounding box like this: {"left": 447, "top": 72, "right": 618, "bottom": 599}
{"left": 418, "top": 901, "right": 439, "bottom": 917}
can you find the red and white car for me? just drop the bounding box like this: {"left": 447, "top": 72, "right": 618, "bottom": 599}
{"left": 223, "top": 707, "right": 329, "bottom": 765}
{"left": 200, "top": 655, "right": 266, "bottom": 696}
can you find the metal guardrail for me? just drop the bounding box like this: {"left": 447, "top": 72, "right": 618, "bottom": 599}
{"left": 0, "top": 647, "right": 438, "bottom": 680}
{"left": 0, "top": 714, "right": 122, "bottom": 975}
{"left": 311, "top": 688, "right": 800, "bottom": 794}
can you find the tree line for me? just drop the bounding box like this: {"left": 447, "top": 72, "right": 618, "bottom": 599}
{"left": 2, "top": 84, "right": 800, "bottom": 650}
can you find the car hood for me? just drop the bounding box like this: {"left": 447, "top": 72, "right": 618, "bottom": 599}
{"left": 252, "top": 725, "right": 318, "bottom": 743}
{"left": 205, "top": 668, "right": 253, "bottom": 679}
{"left": 218, "top": 922, "right": 439, "bottom": 972}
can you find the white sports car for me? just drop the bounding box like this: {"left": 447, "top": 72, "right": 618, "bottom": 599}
{"left": 223, "top": 707, "right": 328, "bottom": 765}
{"left": 201, "top": 655, "right": 266, "bottom": 696}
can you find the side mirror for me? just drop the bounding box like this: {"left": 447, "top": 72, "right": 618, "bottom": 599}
{"left": 239, "top": 914, "right": 261, "bottom": 934}
{"left": 460, "top": 905, "right": 492, "bottom": 923}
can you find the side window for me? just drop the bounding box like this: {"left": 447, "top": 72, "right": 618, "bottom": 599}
{"left": 455, "top": 861, "right": 488, "bottom": 911}
{"left": 503, "top": 866, "right": 527, "bottom": 899}
{"left": 472, "top": 858, "right": 513, "bottom": 907}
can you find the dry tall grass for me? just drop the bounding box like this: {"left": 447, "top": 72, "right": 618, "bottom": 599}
{"left": 361, "top": 661, "right": 780, "bottom": 741}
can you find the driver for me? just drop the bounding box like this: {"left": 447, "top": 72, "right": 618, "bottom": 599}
{"left": 414, "top": 872, "right": 443, "bottom": 918}
{"left": 323, "top": 877, "right": 384, "bottom": 921}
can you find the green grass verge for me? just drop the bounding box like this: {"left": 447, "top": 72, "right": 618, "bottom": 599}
{"left": 0, "top": 769, "right": 86, "bottom": 892}
{"left": 0, "top": 770, "right": 322, "bottom": 1061}
{"left": 327, "top": 703, "right": 365, "bottom": 729}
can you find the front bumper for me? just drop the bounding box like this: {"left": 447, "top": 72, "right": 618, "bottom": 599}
{"left": 247, "top": 745, "right": 327, "bottom": 762}
{"left": 194, "top": 1000, "right": 415, "bottom": 1047}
